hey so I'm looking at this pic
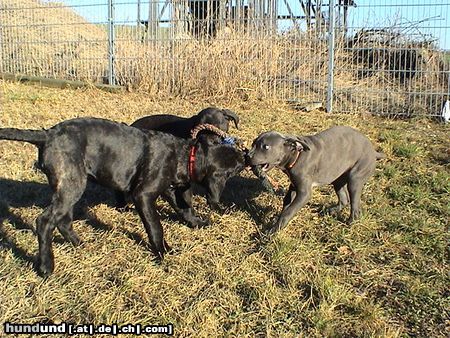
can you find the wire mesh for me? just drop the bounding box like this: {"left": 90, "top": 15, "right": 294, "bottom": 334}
{"left": 0, "top": 0, "right": 449, "bottom": 117}
{"left": 0, "top": 0, "right": 109, "bottom": 83}
{"left": 333, "top": 0, "right": 450, "bottom": 117}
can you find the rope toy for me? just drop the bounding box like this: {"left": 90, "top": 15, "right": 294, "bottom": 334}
{"left": 190, "top": 123, "right": 228, "bottom": 139}
{"left": 190, "top": 123, "right": 247, "bottom": 150}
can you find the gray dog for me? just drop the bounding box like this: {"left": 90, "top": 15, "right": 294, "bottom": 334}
{"left": 247, "top": 126, "right": 385, "bottom": 234}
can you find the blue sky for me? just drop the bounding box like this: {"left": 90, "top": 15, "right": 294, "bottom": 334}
{"left": 55, "top": 0, "right": 450, "bottom": 49}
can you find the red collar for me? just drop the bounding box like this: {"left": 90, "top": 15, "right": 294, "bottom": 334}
{"left": 287, "top": 150, "right": 301, "bottom": 169}
{"left": 188, "top": 145, "right": 197, "bottom": 181}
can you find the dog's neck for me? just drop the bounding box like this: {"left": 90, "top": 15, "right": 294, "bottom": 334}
{"left": 280, "top": 150, "right": 301, "bottom": 171}
{"left": 188, "top": 145, "right": 197, "bottom": 181}
{"left": 186, "top": 142, "right": 206, "bottom": 182}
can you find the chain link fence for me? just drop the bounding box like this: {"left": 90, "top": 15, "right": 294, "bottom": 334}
{"left": 1, "top": 0, "right": 449, "bottom": 117}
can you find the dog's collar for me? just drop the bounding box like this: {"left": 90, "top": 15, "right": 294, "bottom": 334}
{"left": 287, "top": 150, "right": 301, "bottom": 170}
{"left": 188, "top": 145, "right": 197, "bottom": 181}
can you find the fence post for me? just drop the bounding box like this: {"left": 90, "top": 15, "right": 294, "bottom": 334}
{"left": 326, "top": 0, "right": 336, "bottom": 113}
{"left": 148, "top": 0, "right": 158, "bottom": 38}
{"left": 137, "top": 0, "right": 141, "bottom": 26}
{"left": 107, "top": 0, "right": 115, "bottom": 85}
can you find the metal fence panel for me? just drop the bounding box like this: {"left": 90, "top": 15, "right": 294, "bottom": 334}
{"left": 0, "top": 0, "right": 449, "bottom": 117}
{"left": 332, "top": 0, "right": 450, "bottom": 116}
{"left": 0, "top": 0, "right": 109, "bottom": 82}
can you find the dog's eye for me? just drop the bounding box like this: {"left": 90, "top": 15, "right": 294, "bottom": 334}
{"left": 262, "top": 144, "right": 270, "bottom": 150}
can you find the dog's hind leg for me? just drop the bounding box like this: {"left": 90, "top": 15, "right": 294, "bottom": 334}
{"left": 336, "top": 186, "right": 349, "bottom": 209}
{"left": 56, "top": 209, "right": 81, "bottom": 246}
{"left": 36, "top": 180, "right": 86, "bottom": 277}
{"left": 36, "top": 157, "right": 87, "bottom": 277}
{"left": 330, "top": 176, "right": 350, "bottom": 215}
{"left": 347, "top": 179, "right": 364, "bottom": 223}
{"left": 347, "top": 161, "right": 375, "bottom": 223}
{"left": 36, "top": 207, "right": 57, "bottom": 277}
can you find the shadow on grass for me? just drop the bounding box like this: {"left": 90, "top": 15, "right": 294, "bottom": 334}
{"left": 0, "top": 177, "right": 118, "bottom": 211}
{"left": 0, "top": 211, "right": 35, "bottom": 265}
{"left": 83, "top": 207, "right": 149, "bottom": 250}
{"left": 0, "top": 178, "right": 120, "bottom": 268}
{"left": 0, "top": 173, "right": 275, "bottom": 268}
{"left": 221, "top": 175, "right": 277, "bottom": 226}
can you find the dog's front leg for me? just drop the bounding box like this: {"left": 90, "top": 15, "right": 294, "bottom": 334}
{"left": 206, "top": 176, "right": 227, "bottom": 213}
{"left": 282, "top": 184, "right": 297, "bottom": 208}
{"left": 132, "top": 190, "right": 170, "bottom": 260}
{"left": 163, "top": 187, "right": 209, "bottom": 228}
{"left": 265, "top": 184, "right": 312, "bottom": 235}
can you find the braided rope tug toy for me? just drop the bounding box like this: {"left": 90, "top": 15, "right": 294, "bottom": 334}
{"left": 190, "top": 123, "right": 245, "bottom": 149}
{"left": 190, "top": 123, "right": 228, "bottom": 139}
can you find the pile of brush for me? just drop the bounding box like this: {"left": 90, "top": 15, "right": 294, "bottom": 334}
{"left": 333, "top": 25, "right": 449, "bottom": 116}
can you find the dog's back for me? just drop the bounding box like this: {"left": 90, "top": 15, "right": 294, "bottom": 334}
{"left": 37, "top": 118, "right": 149, "bottom": 191}
{"left": 300, "top": 126, "right": 381, "bottom": 185}
{"left": 308, "top": 126, "right": 378, "bottom": 159}
{"left": 131, "top": 114, "right": 191, "bottom": 138}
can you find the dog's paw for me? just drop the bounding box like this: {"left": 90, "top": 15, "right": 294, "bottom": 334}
{"left": 250, "top": 231, "right": 271, "bottom": 244}
{"left": 330, "top": 205, "right": 341, "bottom": 213}
{"left": 151, "top": 248, "right": 168, "bottom": 264}
{"left": 263, "top": 224, "right": 280, "bottom": 236}
{"left": 152, "top": 254, "right": 164, "bottom": 265}
{"left": 347, "top": 210, "right": 361, "bottom": 224}
{"left": 209, "top": 201, "right": 227, "bottom": 214}
{"left": 115, "top": 204, "right": 134, "bottom": 213}
{"left": 191, "top": 217, "right": 210, "bottom": 228}
{"left": 35, "top": 257, "right": 54, "bottom": 278}
{"left": 186, "top": 216, "right": 210, "bottom": 228}
{"left": 66, "top": 234, "right": 82, "bottom": 247}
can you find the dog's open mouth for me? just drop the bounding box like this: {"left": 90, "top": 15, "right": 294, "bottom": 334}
{"left": 260, "top": 163, "right": 271, "bottom": 172}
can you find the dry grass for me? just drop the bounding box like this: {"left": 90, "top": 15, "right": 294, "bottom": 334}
{"left": 0, "top": 80, "right": 449, "bottom": 337}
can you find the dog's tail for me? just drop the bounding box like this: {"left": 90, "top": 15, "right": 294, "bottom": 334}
{"left": 0, "top": 128, "right": 47, "bottom": 146}
{"left": 375, "top": 151, "right": 386, "bottom": 160}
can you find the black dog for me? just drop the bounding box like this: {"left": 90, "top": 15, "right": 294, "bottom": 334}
{"left": 112, "top": 107, "right": 241, "bottom": 209}
{"left": 131, "top": 107, "right": 239, "bottom": 139}
{"left": 0, "top": 118, "right": 245, "bottom": 276}
{"left": 131, "top": 107, "right": 276, "bottom": 194}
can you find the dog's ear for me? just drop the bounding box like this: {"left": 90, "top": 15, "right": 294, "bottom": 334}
{"left": 284, "top": 136, "right": 310, "bottom": 152}
{"left": 222, "top": 109, "right": 239, "bottom": 130}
